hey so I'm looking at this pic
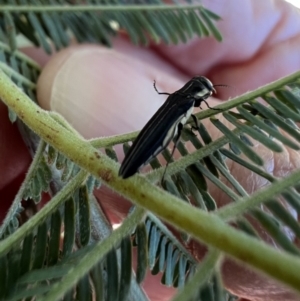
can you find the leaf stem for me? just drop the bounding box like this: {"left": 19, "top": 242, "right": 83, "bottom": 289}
{"left": 0, "top": 4, "right": 206, "bottom": 13}
{"left": 88, "top": 130, "right": 139, "bottom": 148}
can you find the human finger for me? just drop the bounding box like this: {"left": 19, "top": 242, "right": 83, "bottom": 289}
{"left": 151, "top": 0, "right": 300, "bottom": 98}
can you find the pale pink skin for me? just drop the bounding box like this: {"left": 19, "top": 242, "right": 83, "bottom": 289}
{"left": 2, "top": 0, "right": 300, "bottom": 300}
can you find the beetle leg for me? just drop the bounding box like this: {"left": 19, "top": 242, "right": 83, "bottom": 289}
{"left": 203, "top": 99, "right": 220, "bottom": 110}
{"left": 153, "top": 80, "right": 171, "bottom": 96}
{"left": 191, "top": 114, "right": 199, "bottom": 132}
{"left": 161, "top": 123, "right": 183, "bottom": 183}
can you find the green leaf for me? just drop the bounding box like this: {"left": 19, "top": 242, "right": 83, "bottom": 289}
{"left": 119, "top": 236, "right": 132, "bottom": 301}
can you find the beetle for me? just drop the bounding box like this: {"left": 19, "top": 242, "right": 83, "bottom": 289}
{"left": 118, "top": 76, "right": 218, "bottom": 179}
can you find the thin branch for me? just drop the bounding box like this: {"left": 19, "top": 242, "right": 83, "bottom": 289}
{"left": 0, "top": 4, "right": 206, "bottom": 13}
{"left": 88, "top": 131, "right": 139, "bottom": 148}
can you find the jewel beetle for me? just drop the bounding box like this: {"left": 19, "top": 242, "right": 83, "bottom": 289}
{"left": 119, "top": 76, "right": 218, "bottom": 179}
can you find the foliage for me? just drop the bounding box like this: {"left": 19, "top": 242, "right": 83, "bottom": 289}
{"left": 0, "top": 1, "right": 300, "bottom": 301}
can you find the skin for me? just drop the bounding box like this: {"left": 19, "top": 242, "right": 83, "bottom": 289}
{"left": 2, "top": 0, "right": 300, "bottom": 300}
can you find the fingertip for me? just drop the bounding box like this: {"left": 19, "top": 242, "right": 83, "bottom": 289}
{"left": 37, "top": 45, "right": 178, "bottom": 138}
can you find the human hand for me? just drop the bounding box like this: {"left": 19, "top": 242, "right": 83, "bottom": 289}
{"left": 2, "top": 0, "right": 300, "bottom": 300}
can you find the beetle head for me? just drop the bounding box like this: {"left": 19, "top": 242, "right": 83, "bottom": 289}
{"left": 192, "top": 76, "right": 216, "bottom": 99}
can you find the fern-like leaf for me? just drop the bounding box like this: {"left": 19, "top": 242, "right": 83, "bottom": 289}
{"left": 0, "top": 1, "right": 221, "bottom": 53}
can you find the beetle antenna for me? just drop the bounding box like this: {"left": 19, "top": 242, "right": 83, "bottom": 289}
{"left": 213, "top": 84, "right": 233, "bottom": 89}
{"left": 153, "top": 80, "right": 171, "bottom": 96}
{"left": 213, "top": 84, "right": 237, "bottom": 99}
{"left": 203, "top": 99, "right": 220, "bottom": 111}
{"left": 213, "top": 84, "right": 237, "bottom": 94}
